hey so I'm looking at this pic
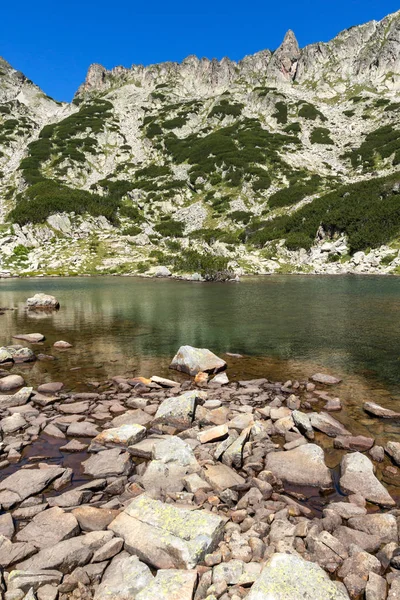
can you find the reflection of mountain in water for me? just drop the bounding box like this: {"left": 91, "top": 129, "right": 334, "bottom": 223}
{"left": 0, "top": 275, "right": 399, "bottom": 398}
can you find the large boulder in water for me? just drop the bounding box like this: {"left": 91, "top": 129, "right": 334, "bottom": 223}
{"left": 246, "top": 553, "right": 350, "bottom": 599}
{"left": 26, "top": 294, "right": 60, "bottom": 310}
{"left": 170, "top": 345, "right": 226, "bottom": 376}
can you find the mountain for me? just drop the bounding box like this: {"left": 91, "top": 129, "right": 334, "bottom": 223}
{"left": 1, "top": 11, "right": 400, "bottom": 278}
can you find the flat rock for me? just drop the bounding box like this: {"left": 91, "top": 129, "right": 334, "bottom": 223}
{"left": 72, "top": 506, "right": 120, "bottom": 531}
{"left": 0, "top": 467, "right": 66, "bottom": 502}
{"left": 15, "top": 506, "right": 79, "bottom": 548}
{"left": 347, "top": 513, "right": 398, "bottom": 544}
{"left": 67, "top": 421, "right": 100, "bottom": 437}
{"left": 111, "top": 409, "right": 153, "bottom": 428}
{"left": 334, "top": 435, "right": 374, "bottom": 451}
{"left": 265, "top": 444, "right": 332, "bottom": 489}
{"left": 0, "top": 535, "right": 37, "bottom": 568}
{"left": 128, "top": 436, "right": 164, "bottom": 459}
{"left": 108, "top": 494, "right": 225, "bottom": 569}
{"left": 311, "top": 373, "right": 342, "bottom": 385}
{"left": 94, "top": 552, "right": 153, "bottom": 600}
{"left": 13, "top": 334, "right": 45, "bottom": 343}
{"left": 152, "top": 435, "right": 198, "bottom": 466}
{"left": 37, "top": 382, "right": 64, "bottom": 393}
{"left": 198, "top": 424, "right": 229, "bottom": 443}
{"left": 0, "top": 374, "right": 25, "bottom": 392}
{"left": 82, "top": 448, "right": 131, "bottom": 478}
{"left": 246, "top": 552, "right": 350, "bottom": 599}
{"left": 203, "top": 463, "right": 246, "bottom": 491}
{"left": 151, "top": 375, "right": 179, "bottom": 387}
{"left": 0, "top": 512, "right": 14, "bottom": 538}
{"left": 13, "top": 347, "right": 36, "bottom": 363}
{"left": 92, "top": 424, "right": 146, "bottom": 448}
{"left": 334, "top": 525, "right": 382, "bottom": 553}
{"left": 59, "top": 401, "right": 89, "bottom": 414}
{"left": 43, "top": 423, "right": 65, "bottom": 439}
{"left": 26, "top": 294, "right": 59, "bottom": 310}
{"left": 210, "top": 372, "right": 229, "bottom": 385}
{"left": 7, "top": 569, "right": 62, "bottom": 593}
{"left": 363, "top": 401, "right": 400, "bottom": 419}
{"left": 153, "top": 390, "right": 198, "bottom": 430}
{"left": 340, "top": 452, "right": 395, "bottom": 507}
{"left": 136, "top": 569, "right": 197, "bottom": 600}
{"left": 17, "top": 531, "right": 113, "bottom": 573}
{"left": 170, "top": 345, "right": 226, "bottom": 376}
{"left": 292, "top": 410, "right": 314, "bottom": 439}
{"left": 0, "top": 387, "right": 33, "bottom": 409}
{"left": 309, "top": 412, "right": 351, "bottom": 437}
{"left": 59, "top": 439, "right": 88, "bottom": 452}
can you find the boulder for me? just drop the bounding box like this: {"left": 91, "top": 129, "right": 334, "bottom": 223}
{"left": 0, "top": 512, "right": 14, "bottom": 538}
{"left": 334, "top": 435, "right": 374, "bottom": 451}
{"left": 0, "top": 535, "right": 37, "bottom": 568}
{"left": 7, "top": 570, "right": 62, "bottom": 593}
{"left": 72, "top": 506, "right": 119, "bottom": 531}
{"left": 26, "top": 294, "right": 59, "bottom": 310}
{"left": 15, "top": 507, "right": 79, "bottom": 549}
{"left": 108, "top": 494, "right": 225, "bottom": 569}
{"left": 0, "top": 467, "right": 66, "bottom": 502}
{"left": 0, "top": 347, "right": 13, "bottom": 363}
{"left": 13, "top": 334, "right": 45, "bottom": 343}
{"left": 82, "top": 448, "right": 131, "bottom": 478}
{"left": 1, "top": 413, "right": 27, "bottom": 434}
{"left": 66, "top": 422, "right": 100, "bottom": 437}
{"left": 153, "top": 390, "right": 198, "bottom": 430}
{"left": 347, "top": 513, "right": 398, "bottom": 544}
{"left": 198, "top": 424, "right": 229, "bottom": 444}
{"left": 292, "top": 410, "right": 314, "bottom": 439}
{"left": 94, "top": 553, "right": 153, "bottom": 600}
{"left": 0, "top": 374, "right": 25, "bottom": 392}
{"left": 170, "top": 345, "right": 226, "bottom": 376}
{"left": 136, "top": 569, "right": 198, "bottom": 600}
{"left": 246, "top": 553, "right": 350, "bottom": 599}
{"left": 13, "top": 347, "right": 36, "bottom": 363}
{"left": 340, "top": 452, "right": 395, "bottom": 506}
{"left": 363, "top": 401, "right": 400, "bottom": 419}
{"left": 311, "top": 373, "right": 342, "bottom": 385}
{"left": 16, "top": 531, "right": 113, "bottom": 573}
{"left": 37, "top": 382, "right": 63, "bottom": 394}
{"left": 309, "top": 412, "right": 351, "bottom": 437}
{"left": 265, "top": 444, "right": 332, "bottom": 489}
{"left": 91, "top": 424, "right": 146, "bottom": 448}
{"left": 0, "top": 387, "right": 33, "bottom": 409}
{"left": 203, "top": 463, "right": 246, "bottom": 491}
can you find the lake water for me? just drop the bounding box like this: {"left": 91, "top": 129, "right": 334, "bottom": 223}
{"left": 0, "top": 275, "right": 400, "bottom": 444}
{"left": 1, "top": 274, "right": 400, "bottom": 504}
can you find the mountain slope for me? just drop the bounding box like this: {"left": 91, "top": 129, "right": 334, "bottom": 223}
{"left": 1, "top": 11, "right": 400, "bottom": 278}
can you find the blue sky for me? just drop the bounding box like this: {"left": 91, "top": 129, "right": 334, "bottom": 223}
{"left": 2, "top": 0, "right": 399, "bottom": 102}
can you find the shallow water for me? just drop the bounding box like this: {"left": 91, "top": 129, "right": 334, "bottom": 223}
{"left": 1, "top": 274, "right": 400, "bottom": 503}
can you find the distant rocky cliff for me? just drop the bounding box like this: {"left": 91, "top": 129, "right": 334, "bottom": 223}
{"left": 1, "top": 11, "right": 400, "bottom": 278}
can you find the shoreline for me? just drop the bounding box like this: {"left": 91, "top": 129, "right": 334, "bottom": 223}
{"left": 0, "top": 340, "right": 399, "bottom": 598}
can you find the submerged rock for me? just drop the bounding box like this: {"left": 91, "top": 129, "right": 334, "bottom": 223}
{"left": 311, "top": 373, "right": 342, "bottom": 385}
{"left": 340, "top": 452, "right": 395, "bottom": 507}
{"left": 170, "top": 345, "right": 227, "bottom": 376}
{"left": 26, "top": 294, "right": 60, "bottom": 310}
{"left": 53, "top": 340, "right": 72, "bottom": 349}
{"left": 0, "top": 374, "right": 25, "bottom": 392}
{"left": 12, "top": 333, "right": 45, "bottom": 343}
{"left": 363, "top": 401, "right": 400, "bottom": 419}
{"left": 108, "top": 494, "right": 225, "bottom": 569}
{"left": 247, "top": 552, "right": 350, "bottom": 599}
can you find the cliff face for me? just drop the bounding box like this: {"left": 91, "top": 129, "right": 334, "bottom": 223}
{"left": 1, "top": 11, "right": 400, "bottom": 279}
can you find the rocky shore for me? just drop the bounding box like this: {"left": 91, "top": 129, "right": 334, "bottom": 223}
{"left": 0, "top": 340, "right": 399, "bottom": 599}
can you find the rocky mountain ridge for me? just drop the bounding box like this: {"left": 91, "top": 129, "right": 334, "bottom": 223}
{"left": 1, "top": 11, "right": 400, "bottom": 278}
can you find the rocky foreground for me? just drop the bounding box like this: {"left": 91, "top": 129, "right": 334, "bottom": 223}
{"left": 0, "top": 342, "right": 399, "bottom": 599}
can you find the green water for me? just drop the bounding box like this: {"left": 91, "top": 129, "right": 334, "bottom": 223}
{"left": 0, "top": 274, "right": 400, "bottom": 409}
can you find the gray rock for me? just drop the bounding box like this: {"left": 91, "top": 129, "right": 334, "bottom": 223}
{"left": 1, "top": 413, "right": 27, "bottom": 434}
{"left": 340, "top": 452, "right": 395, "bottom": 506}
{"left": 363, "top": 401, "right": 400, "bottom": 419}
{"left": 108, "top": 494, "right": 225, "bottom": 569}
{"left": 0, "top": 387, "right": 33, "bottom": 409}
{"left": 66, "top": 422, "right": 100, "bottom": 437}
{"left": 13, "top": 334, "right": 45, "bottom": 343}
{"left": 309, "top": 412, "right": 351, "bottom": 437}
{"left": 365, "top": 572, "right": 387, "bottom": 600}
{"left": 246, "top": 552, "right": 350, "bottom": 599}
{"left": 92, "top": 537, "right": 124, "bottom": 562}
{"left": 292, "top": 411, "right": 314, "bottom": 439}
{"left": 7, "top": 570, "right": 62, "bottom": 593}
{"left": 136, "top": 569, "right": 198, "bottom": 600}
{"left": 94, "top": 553, "right": 153, "bottom": 600}
{"left": 0, "top": 512, "right": 14, "bottom": 538}
{"left": 203, "top": 463, "right": 246, "bottom": 491}
{"left": 0, "top": 375, "right": 25, "bottom": 392}
{"left": 170, "top": 345, "right": 226, "bottom": 376}
{"left": 311, "top": 373, "right": 342, "bottom": 385}
{"left": 265, "top": 443, "right": 332, "bottom": 489}
{"left": 152, "top": 435, "right": 198, "bottom": 466}
{"left": 91, "top": 424, "right": 146, "bottom": 448}
{"left": 83, "top": 448, "right": 131, "bottom": 478}
{"left": 347, "top": 513, "right": 398, "bottom": 544}
{"left": 334, "top": 525, "right": 382, "bottom": 553}
{"left": 26, "top": 294, "right": 59, "bottom": 310}
{"left": 15, "top": 506, "right": 79, "bottom": 548}
{"left": 0, "top": 535, "right": 36, "bottom": 568}
{"left": 0, "top": 467, "right": 66, "bottom": 502}
{"left": 153, "top": 390, "right": 198, "bottom": 430}
{"left": 386, "top": 441, "right": 400, "bottom": 465}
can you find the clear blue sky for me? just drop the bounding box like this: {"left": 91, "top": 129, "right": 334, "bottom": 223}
{"left": 2, "top": 0, "right": 399, "bottom": 102}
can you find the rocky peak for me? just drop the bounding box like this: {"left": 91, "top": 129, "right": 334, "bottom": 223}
{"left": 267, "top": 29, "right": 300, "bottom": 81}
{"left": 78, "top": 63, "right": 107, "bottom": 95}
